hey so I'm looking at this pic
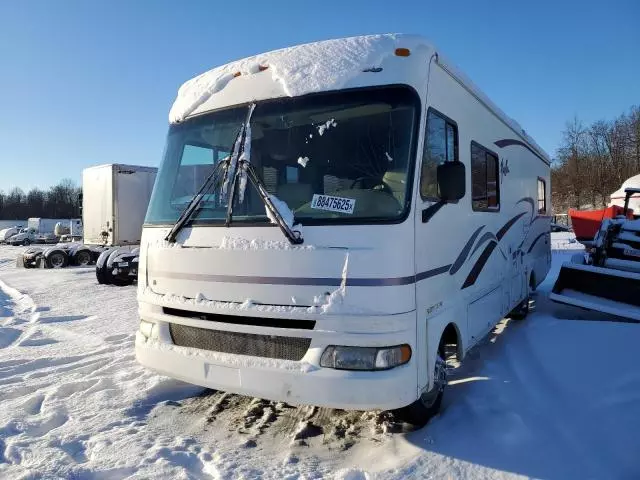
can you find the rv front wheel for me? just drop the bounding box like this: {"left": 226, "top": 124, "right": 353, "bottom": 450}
{"left": 395, "top": 355, "right": 446, "bottom": 427}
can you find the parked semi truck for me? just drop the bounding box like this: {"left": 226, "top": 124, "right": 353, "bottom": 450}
{"left": 20, "top": 164, "right": 157, "bottom": 285}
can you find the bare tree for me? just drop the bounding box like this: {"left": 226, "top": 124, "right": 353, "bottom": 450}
{"left": 552, "top": 105, "right": 640, "bottom": 214}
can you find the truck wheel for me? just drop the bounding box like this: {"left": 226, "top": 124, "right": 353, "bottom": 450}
{"left": 46, "top": 251, "right": 68, "bottom": 269}
{"left": 395, "top": 355, "right": 446, "bottom": 428}
{"left": 96, "top": 262, "right": 110, "bottom": 284}
{"left": 74, "top": 250, "right": 92, "bottom": 266}
{"left": 23, "top": 238, "right": 31, "bottom": 246}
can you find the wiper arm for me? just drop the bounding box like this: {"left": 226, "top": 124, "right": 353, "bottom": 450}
{"left": 223, "top": 103, "right": 303, "bottom": 245}
{"left": 224, "top": 103, "right": 255, "bottom": 227}
{"left": 241, "top": 161, "right": 304, "bottom": 245}
{"left": 164, "top": 159, "right": 227, "bottom": 243}
{"left": 165, "top": 125, "right": 244, "bottom": 243}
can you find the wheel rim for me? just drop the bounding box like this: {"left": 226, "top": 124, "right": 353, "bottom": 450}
{"left": 421, "top": 356, "right": 447, "bottom": 408}
{"left": 77, "top": 252, "right": 90, "bottom": 266}
{"left": 50, "top": 254, "right": 64, "bottom": 268}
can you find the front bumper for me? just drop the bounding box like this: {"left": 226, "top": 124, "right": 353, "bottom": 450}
{"left": 135, "top": 304, "right": 418, "bottom": 411}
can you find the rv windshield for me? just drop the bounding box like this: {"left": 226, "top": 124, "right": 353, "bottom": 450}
{"left": 145, "top": 86, "right": 419, "bottom": 226}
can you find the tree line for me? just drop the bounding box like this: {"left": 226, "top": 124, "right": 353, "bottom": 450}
{"left": 552, "top": 105, "right": 640, "bottom": 213}
{"left": 0, "top": 179, "right": 82, "bottom": 220}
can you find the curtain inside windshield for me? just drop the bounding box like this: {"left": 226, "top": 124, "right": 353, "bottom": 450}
{"left": 145, "top": 86, "right": 419, "bottom": 225}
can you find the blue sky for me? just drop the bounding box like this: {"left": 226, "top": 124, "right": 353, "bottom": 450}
{"left": 0, "top": 0, "right": 638, "bottom": 193}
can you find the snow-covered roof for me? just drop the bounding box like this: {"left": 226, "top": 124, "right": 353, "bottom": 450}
{"left": 170, "top": 33, "right": 550, "bottom": 162}
{"left": 609, "top": 174, "right": 640, "bottom": 211}
{"left": 611, "top": 174, "right": 640, "bottom": 199}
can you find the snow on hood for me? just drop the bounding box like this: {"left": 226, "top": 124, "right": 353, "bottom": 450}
{"left": 219, "top": 236, "right": 315, "bottom": 251}
{"left": 169, "top": 34, "right": 430, "bottom": 123}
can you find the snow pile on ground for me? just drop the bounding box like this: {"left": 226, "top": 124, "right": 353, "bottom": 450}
{"left": 169, "top": 34, "right": 429, "bottom": 123}
{"left": 550, "top": 231, "right": 585, "bottom": 251}
{"left": 1, "top": 236, "right": 639, "bottom": 478}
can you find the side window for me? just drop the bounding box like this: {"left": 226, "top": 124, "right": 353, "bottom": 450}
{"left": 471, "top": 142, "right": 500, "bottom": 211}
{"left": 537, "top": 178, "right": 546, "bottom": 214}
{"left": 420, "top": 109, "right": 458, "bottom": 200}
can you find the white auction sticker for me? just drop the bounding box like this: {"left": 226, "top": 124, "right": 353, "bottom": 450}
{"left": 310, "top": 194, "right": 356, "bottom": 214}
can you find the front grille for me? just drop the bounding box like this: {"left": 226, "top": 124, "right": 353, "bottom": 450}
{"left": 169, "top": 323, "right": 311, "bottom": 361}
{"left": 163, "top": 307, "right": 316, "bottom": 330}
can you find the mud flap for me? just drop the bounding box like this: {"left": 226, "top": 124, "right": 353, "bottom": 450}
{"left": 550, "top": 262, "right": 640, "bottom": 321}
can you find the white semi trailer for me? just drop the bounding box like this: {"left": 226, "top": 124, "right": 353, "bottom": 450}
{"left": 20, "top": 164, "right": 157, "bottom": 285}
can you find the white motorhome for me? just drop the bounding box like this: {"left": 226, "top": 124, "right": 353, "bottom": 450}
{"left": 135, "top": 34, "right": 551, "bottom": 425}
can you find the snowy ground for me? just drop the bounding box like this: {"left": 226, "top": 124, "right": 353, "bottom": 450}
{"left": 0, "top": 235, "right": 639, "bottom": 479}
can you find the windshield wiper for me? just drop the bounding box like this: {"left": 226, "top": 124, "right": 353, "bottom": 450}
{"left": 225, "top": 103, "right": 304, "bottom": 245}
{"left": 164, "top": 126, "right": 243, "bottom": 243}
{"left": 224, "top": 103, "right": 255, "bottom": 227}
{"left": 242, "top": 162, "right": 304, "bottom": 245}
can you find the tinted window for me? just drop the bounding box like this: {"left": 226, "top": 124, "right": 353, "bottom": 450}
{"left": 538, "top": 178, "right": 546, "bottom": 213}
{"left": 420, "top": 109, "right": 458, "bottom": 200}
{"left": 471, "top": 142, "right": 500, "bottom": 211}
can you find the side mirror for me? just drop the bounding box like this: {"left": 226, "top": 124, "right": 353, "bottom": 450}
{"left": 437, "top": 161, "right": 465, "bottom": 202}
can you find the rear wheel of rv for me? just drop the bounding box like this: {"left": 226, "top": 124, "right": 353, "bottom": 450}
{"left": 74, "top": 250, "right": 92, "bottom": 266}
{"left": 508, "top": 298, "right": 530, "bottom": 319}
{"left": 46, "top": 250, "right": 68, "bottom": 269}
{"left": 395, "top": 354, "right": 446, "bottom": 427}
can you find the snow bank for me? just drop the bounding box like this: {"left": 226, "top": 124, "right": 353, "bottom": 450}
{"left": 169, "top": 34, "right": 429, "bottom": 123}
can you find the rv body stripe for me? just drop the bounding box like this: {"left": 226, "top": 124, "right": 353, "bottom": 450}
{"left": 150, "top": 266, "right": 452, "bottom": 287}
{"left": 449, "top": 225, "right": 484, "bottom": 275}
{"left": 494, "top": 139, "right": 551, "bottom": 166}
{"left": 496, "top": 212, "right": 527, "bottom": 240}
{"left": 462, "top": 241, "right": 498, "bottom": 289}
{"left": 527, "top": 232, "right": 548, "bottom": 254}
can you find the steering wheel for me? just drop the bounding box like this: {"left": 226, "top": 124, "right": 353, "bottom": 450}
{"left": 350, "top": 176, "right": 394, "bottom": 195}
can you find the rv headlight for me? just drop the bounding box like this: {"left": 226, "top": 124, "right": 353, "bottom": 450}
{"left": 139, "top": 320, "right": 156, "bottom": 340}
{"left": 320, "top": 345, "right": 411, "bottom": 371}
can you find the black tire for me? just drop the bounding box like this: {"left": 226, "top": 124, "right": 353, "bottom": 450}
{"left": 96, "top": 262, "right": 110, "bottom": 284}
{"left": 74, "top": 250, "right": 92, "bottom": 266}
{"left": 22, "top": 238, "right": 31, "bottom": 246}
{"left": 395, "top": 354, "right": 446, "bottom": 428}
{"left": 107, "top": 267, "right": 133, "bottom": 286}
{"left": 509, "top": 298, "right": 530, "bottom": 320}
{"left": 46, "top": 250, "right": 68, "bottom": 269}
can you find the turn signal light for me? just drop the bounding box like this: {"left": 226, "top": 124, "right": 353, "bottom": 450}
{"left": 395, "top": 48, "right": 411, "bottom": 57}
